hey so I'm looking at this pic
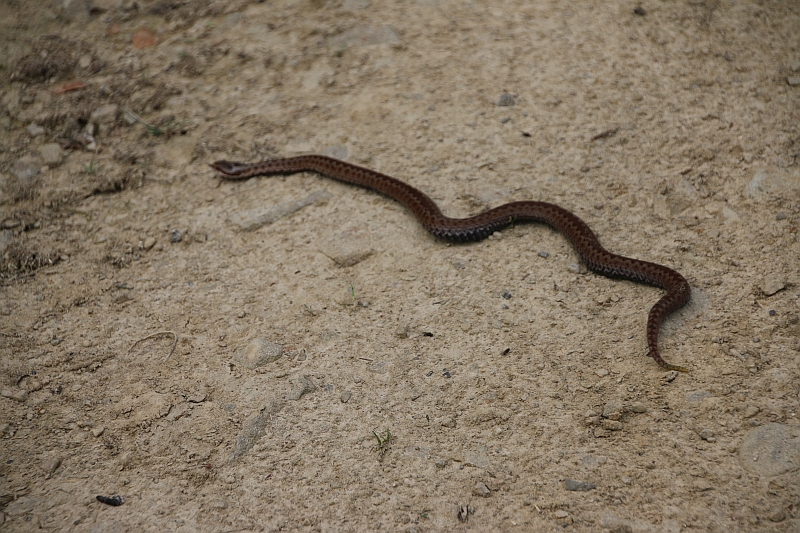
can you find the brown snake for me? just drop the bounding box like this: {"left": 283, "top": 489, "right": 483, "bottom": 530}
{"left": 211, "top": 155, "right": 690, "bottom": 372}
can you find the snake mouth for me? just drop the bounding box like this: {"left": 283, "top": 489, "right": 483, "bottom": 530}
{"left": 210, "top": 160, "right": 244, "bottom": 175}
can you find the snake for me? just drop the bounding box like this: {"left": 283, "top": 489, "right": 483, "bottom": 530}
{"left": 211, "top": 155, "right": 690, "bottom": 372}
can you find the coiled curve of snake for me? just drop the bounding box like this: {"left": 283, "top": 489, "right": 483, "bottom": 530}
{"left": 211, "top": 155, "right": 691, "bottom": 372}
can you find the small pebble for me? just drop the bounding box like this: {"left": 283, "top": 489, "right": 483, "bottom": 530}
{"left": 234, "top": 338, "right": 283, "bottom": 369}
{"left": 23, "top": 377, "right": 42, "bottom": 393}
{"left": 769, "top": 310, "right": 776, "bottom": 316}
{"left": 584, "top": 416, "right": 600, "bottom": 426}
{"left": 464, "top": 451, "right": 489, "bottom": 468}
{"left": 394, "top": 324, "right": 410, "bottom": 338}
{"left": 92, "top": 426, "right": 105, "bottom": 437}
{"left": 728, "top": 347, "right": 745, "bottom": 361}
{"left": 318, "top": 225, "right": 374, "bottom": 267}
{"left": 11, "top": 159, "right": 40, "bottom": 182}
{"left": 90, "top": 104, "right": 119, "bottom": 124}
{"left": 602, "top": 401, "right": 623, "bottom": 420}
{"left": 0, "top": 389, "right": 28, "bottom": 402}
{"left": 776, "top": 213, "right": 787, "bottom": 220}
{"left": 595, "top": 368, "right": 609, "bottom": 377}
{"left": 340, "top": 391, "right": 351, "bottom": 403}
{"left": 629, "top": 402, "right": 647, "bottom": 413}
{"left": 170, "top": 229, "right": 182, "bottom": 243}
{"left": 698, "top": 429, "right": 716, "bottom": 442}
{"left": 40, "top": 143, "right": 64, "bottom": 166}
{"left": 501, "top": 290, "right": 512, "bottom": 300}
{"left": 441, "top": 417, "right": 456, "bottom": 428}
{"left": 143, "top": 237, "right": 156, "bottom": 250}
{"left": 538, "top": 251, "right": 549, "bottom": 258}
{"left": 602, "top": 420, "right": 623, "bottom": 431}
{"left": 473, "top": 482, "right": 491, "bottom": 497}
{"left": 497, "top": 93, "right": 515, "bottom": 107}
{"left": 188, "top": 391, "right": 207, "bottom": 403}
{"left": 26, "top": 124, "right": 45, "bottom": 137}
{"left": 554, "top": 510, "right": 569, "bottom": 519}
{"left": 286, "top": 375, "right": 316, "bottom": 401}
{"left": 594, "top": 428, "right": 611, "bottom": 439}
{"left": 768, "top": 508, "right": 786, "bottom": 522}
{"left": 39, "top": 456, "right": 61, "bottom": 475}
{"left": 633, "top": 6, "right": 646, "bottom": 15}
{"left": 564, "top": 479, "right": 595, "bottom": 491}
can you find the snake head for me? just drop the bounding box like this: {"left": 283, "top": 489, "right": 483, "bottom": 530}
{"left": 209, "top": 160, "right": 246, "bottom": 176}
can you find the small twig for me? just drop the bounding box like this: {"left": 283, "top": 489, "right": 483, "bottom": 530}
{"left": 121, "top": 108, "right": 155, "bottom": 129}
{"left": 128, "top": 331, "right": 177, "bottom": 360}
{"left": 1, "top": 272, "right": 37, "bottom": 285}
{"left": 590, "top": 128, "right": 619, "bottom": 141}
{"left": 66, "top": 353, "right": 114, "bottom": 372}
{"left": 123, "top": 107, "right": 182, "bottom": 137}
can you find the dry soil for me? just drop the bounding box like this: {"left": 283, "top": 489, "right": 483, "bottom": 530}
{"left": 1, "top": 1, "right": 799, "bottom": 532}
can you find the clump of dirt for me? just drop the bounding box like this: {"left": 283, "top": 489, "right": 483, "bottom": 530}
{"left": 0, "top": 239, "right": 60, "bottom": 278}
{"left": 11, "top": 35, "right": 102, "bottom": 83}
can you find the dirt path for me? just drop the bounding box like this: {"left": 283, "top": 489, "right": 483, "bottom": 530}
{"left": 1, "top": 1, "right": 799, "bottom": 531}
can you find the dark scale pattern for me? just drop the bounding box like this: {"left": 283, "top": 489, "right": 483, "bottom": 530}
{"left": 211, "top": 155, "right": 691, "bottom": 372}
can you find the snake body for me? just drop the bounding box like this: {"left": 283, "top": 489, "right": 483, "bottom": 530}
{"left": 211, "top": 155, "right": 690, "bottom": 372}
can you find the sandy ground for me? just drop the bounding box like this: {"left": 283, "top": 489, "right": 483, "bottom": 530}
{"left": 1, "top": 0, "right": 799, "bottom": 531}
